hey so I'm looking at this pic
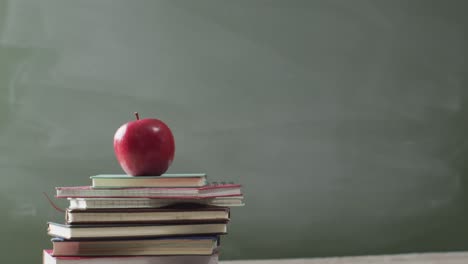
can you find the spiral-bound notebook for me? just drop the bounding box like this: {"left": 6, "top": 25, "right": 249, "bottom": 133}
{"left": 56, "top": 183, "right": 242, "bottom": 199}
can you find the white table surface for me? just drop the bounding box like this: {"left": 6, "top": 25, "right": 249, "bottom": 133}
{"left": 221, "top": 252, "right": 468, "bottom": 264}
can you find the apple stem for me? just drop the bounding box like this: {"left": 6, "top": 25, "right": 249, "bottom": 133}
{"left": 134, "top": 112, "right": 140, "bottom": 120}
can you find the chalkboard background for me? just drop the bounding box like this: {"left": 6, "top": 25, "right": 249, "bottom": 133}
{"left": 1, "top": 0, "right": 468, "bottom": 262}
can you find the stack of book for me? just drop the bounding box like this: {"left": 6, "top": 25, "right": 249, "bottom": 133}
{"left": 43, "top": 173, "right": 244, "bottom": 264}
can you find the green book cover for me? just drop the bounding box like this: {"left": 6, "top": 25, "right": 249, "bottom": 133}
{"left": 90, "top": 173, "right": 207, "bottom": 179}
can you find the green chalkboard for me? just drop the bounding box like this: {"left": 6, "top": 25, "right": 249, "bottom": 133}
{"left": 1, "top": 0, "right": 468, "bottom": 263}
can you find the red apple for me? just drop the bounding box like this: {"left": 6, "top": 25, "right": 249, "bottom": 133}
{"left": 113, "top": 112, "right": 175, "bottom": 176}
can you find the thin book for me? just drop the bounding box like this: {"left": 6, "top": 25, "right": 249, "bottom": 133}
{"left": 68, "top": 196, "right": 244, "bottom": 209}
{"left": 47, "top": 222, "right": 228, "bottom": 239}
{"left": 90, "top": 173, "right": 207, "bottom": 188}
{"left": 56, "top": 183, "right": 242, "bottom": 199}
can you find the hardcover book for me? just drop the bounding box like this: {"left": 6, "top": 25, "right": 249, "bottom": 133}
{"left": 68, "top": 196, "right": 244, "bottom": 209}
{"left": 47, "top": 222, "right": 228, "bottom": 239}
{"left": 56, "top": 183, "right": 242, "bottom": 199}
{"left": 65, "top": 206, "right": 230, "bottom": 224}
{"left": 51, "top": 236, "right": 219, "bottom": 256}
{"left": 44, "top": 250, "right": 218, "bottom": 264}
{"left": 91, "top": 173, "right": 207, "bottom": 188}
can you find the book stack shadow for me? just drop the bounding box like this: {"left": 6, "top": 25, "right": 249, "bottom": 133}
{"left": 43, "top": 173, "right": 244, "bottom": 264}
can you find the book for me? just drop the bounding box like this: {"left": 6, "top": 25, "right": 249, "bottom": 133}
{"left": 68, "top": 196, "right": 244, "bottom": 209}
{"left": 91, "top": 173, "right": 207, "bottom": 188}
{"left": 44, "top": 249, "right": 218, "bottom": 264}
{"left": 51, "top": 236, "right": 219, "bottom": 256}
{"left": 56, "top": 183, "right": 242, "bottom": 199}
{"left": 48, "top": 222, "right": 228, "bottom": 239}
{"left": 65, "top": 206, "right": 230, "bottom": 224}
